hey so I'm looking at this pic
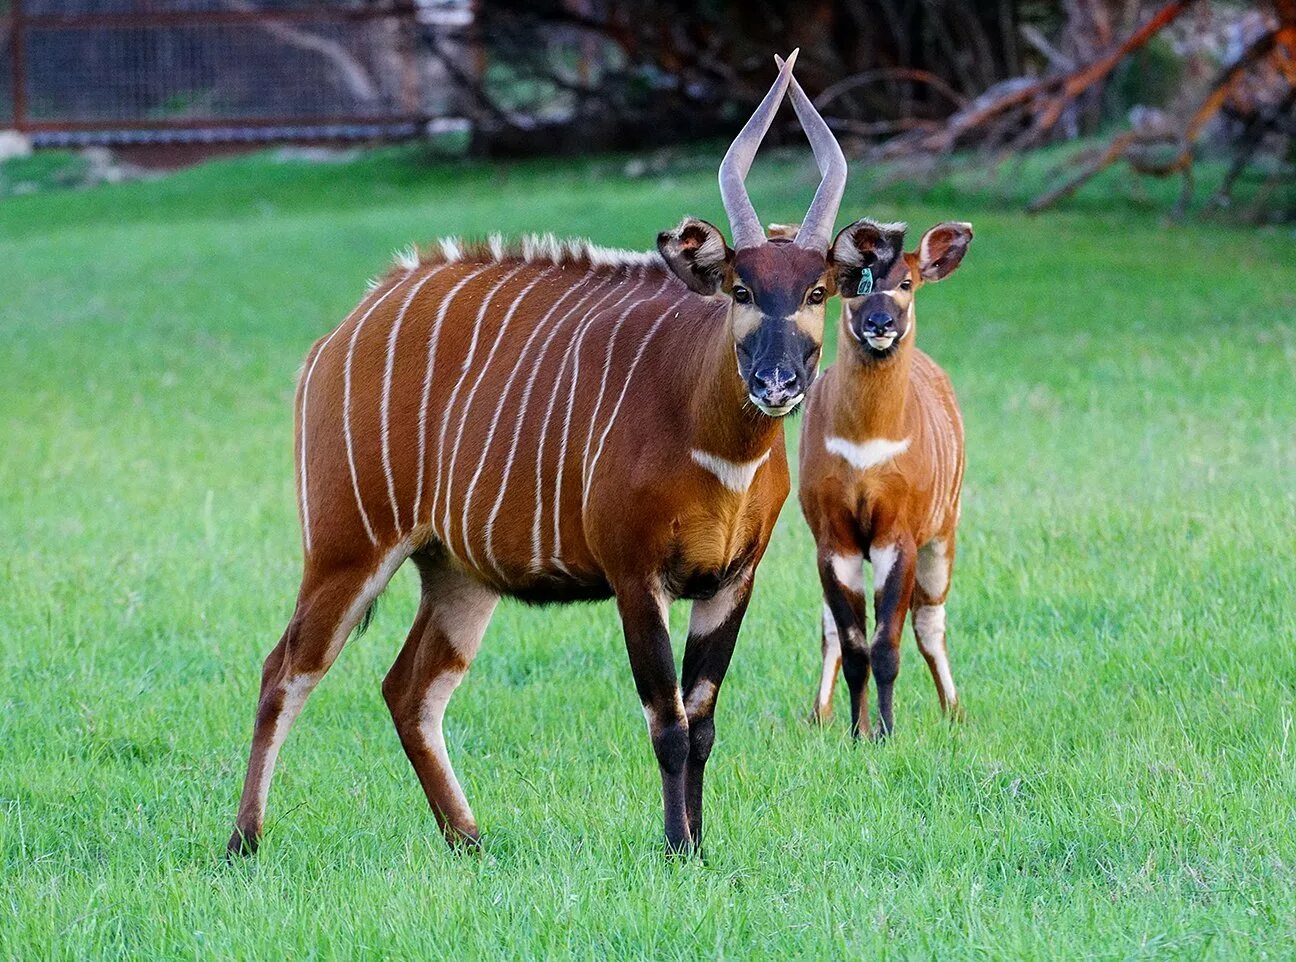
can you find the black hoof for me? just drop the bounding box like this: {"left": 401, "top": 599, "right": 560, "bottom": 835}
{"left": 225, "top": 828, "right": 259, "bottom": 859}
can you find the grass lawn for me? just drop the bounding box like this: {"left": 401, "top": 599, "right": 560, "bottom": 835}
{"left": 1, "top": 146, "right": 1294, "bottom": 960}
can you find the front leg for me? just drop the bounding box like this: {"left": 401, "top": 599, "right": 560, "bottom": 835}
{"left": 616, "top": 581, "right": 691, "bottom": 854}
{"left": 869, "top": 537, "right": 916, "bottom": 737}
{"left": 817, "top": 551, "right": 871, "bottom": 736}
{"left": 680, "top": 569, "right": 753, "bottom": 852}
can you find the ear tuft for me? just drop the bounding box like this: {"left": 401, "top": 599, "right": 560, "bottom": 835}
{"left": 829, "top": 218, "right": 906, "bottom": 294}
{"left": 916, "top": 221, "right": 973, "bottom": 282}
{"left": 657, "top": 217, "right": 732, "bottom": 295}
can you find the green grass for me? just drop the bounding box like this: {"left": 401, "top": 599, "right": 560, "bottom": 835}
{"left": 2, "top": 147, "right": 1295, "bottom": 961}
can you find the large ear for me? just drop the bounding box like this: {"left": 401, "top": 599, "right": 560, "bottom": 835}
{"left": 915, "top": 221, "right": 973, "bottom": 282}
{"left": 657, "top": 217, "right": 732, "bottom": 295}
{"left": 829, "top": 218, "right": 906, "bottom": 295}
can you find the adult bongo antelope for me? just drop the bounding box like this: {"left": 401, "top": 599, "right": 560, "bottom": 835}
{"left": 226, "top": 50, "right": 849, "bottom": 856}
{"left": 799, "top": 217, "right": 973, "bottom": 737}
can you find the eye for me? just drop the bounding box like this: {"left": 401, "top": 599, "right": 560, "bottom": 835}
{"left": 732, "top": 286, "right": 751, "bottom": 304}
{"left": 899, "top": 277, "right": 913, "bottom": 291}
{"left": 807, "top": 286, "right": 826, "bottom": 305}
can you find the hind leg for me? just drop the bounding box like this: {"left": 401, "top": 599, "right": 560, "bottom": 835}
{"left": 227, "top": 547, "right": 408, "bottom": 856}
{"left": 382, "top": 551, "right": 497, "bottom": 848}
{"left": 913, "top": 537, "right": 959, "bottom": 715}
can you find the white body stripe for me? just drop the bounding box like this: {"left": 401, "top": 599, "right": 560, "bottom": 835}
{"left": 449, "top": 267, "right": 564, "bottom": 568}
{"left": 412, "top": 264, "right": 493, "bottom": 529}
{"left": 825, "top": 435, "right": 910, "bottom": 471}
{"left": 380, "top": 266, "right": 448, "bottom": 535}
{"left": 467, "top": 271, "right": 600, "bottom": 573}
{"left": 430, "top": 264, "right": 529, "bottom": 530}
{"left": 530, "top": 271, "right": 651, "bottom": 571}
{"left": 690, "top": 448, "right": 770, "bottom": 494}
{"left": 550, "top": 275, "right": 672, "bottom": 566}
{"left": 343, "top": 277, "right": 418, "bottom": 546}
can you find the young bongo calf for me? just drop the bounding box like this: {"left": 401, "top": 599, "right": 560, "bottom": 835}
{"left": 798, "top": 218, "right": 973, "bottom": 737}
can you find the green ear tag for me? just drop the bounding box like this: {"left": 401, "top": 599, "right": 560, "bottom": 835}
{"left": 857, "top": 268, "right": 873, "bottom": 296}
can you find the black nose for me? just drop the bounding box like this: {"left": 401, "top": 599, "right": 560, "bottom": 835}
{"left": 750, "top": 365, "right": 800, "bottom": 408}
{"left": 863, "top": 311, "right": 895, "bottom": 334}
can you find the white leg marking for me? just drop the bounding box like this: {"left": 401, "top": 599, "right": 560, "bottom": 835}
{"left": 817, "top": 601, "right": 841, "bottom": 712}
{"left": 870, "top": 543, "right": 898, "bottom": 593}
{"left": 688, "top": 576, "right": 747, "bottom": 638}
{"left": 684, "top": 679, "right": 718, "bottom": 717}
{"left": 830, "top": 552, "right": 866, "bottom": 595}
{"left": 916, "top": 539, "right": 950, "bottom": 598}
{"left": 430, "top": 264, "right": 530, "bottom": 528}
{"left": 443, "top": 267, "right": 562, "bottom": 563}
{"left": 533, "top": 272, "right": 650, "bottom": 572}
{"left": 299, "top": 280, "right": 403, "bottom": 553}
{"left": 253, "top": 670, "right": 323, "bottom": 816}
{"left": 581, "top": 288, "right": 684, "bottom": 515}
{"left": 344, "top": 276, "right": 423, "bottom": 545}
{"left": 824, "top": 435, "right": 911, "bottom": 471}
{"left": 418, "top": 670, "right": 475, "bottom": 825}
{"left": 411, "top": 264, "right": 494, "bottom": 530}
{"left": 913, "top": 603, "right": 956, "bottom": 705}
{"left": 551, "top": 273, "right": 670, "bottom": 566}
{"left": 380, "top": 266, "right": 450, "bottom": 535}
{"left": 690, "top": 448, "right": 770, "bottom": 493}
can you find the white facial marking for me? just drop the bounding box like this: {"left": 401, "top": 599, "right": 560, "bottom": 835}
{"left": 748, "top": 393, "right": 805, "bottom": 417}
{"left": 825, "top": 435, "right": 911, "bottom": 472}
{"left": 690, "top": 448, "right": 770, "bottom": 494}
{"left": 864, "top": 332, "right": 897, "bottom": 350}
{"left": 870, "top": 543, "right": 898, "bottom": 592}
{"left": 830, "top": 552, "right": 866, "bottom": 595}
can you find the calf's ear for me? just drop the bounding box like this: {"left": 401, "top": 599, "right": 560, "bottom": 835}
{"left": 830, "top": 219, "right": 907, "bottom": 295}
{"left": 657, "top": 217, "right": 732, "bottom": 295}
{"left": 915, "top": 221, "right": 973, "bottom": 282}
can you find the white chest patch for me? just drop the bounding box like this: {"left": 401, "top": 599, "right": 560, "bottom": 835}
{"left": 690, "top": 448, "right": 770, "bottom": 494}
{"left": 825, "top": 436, "right": 910, "bottom": 472}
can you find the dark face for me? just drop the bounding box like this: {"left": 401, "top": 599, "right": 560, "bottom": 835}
{"left": 842, "top": 253, "right": 914, "bottom": 360}
{"left": 729, "top": 241, "right": 829, "bottom": 416}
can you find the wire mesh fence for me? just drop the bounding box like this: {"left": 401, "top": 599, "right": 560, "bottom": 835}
{"left": 5, "top": 0, "right": 469, "bottom": 146}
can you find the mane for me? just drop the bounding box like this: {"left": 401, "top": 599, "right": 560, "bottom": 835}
{"left": 369, "top": 233, "right": 667, "bottom": 290}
